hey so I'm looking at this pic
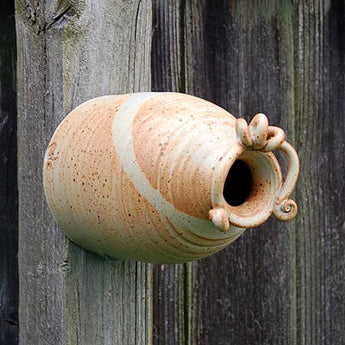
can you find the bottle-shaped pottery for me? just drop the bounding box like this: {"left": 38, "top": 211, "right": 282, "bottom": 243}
{"left": 43, "top": 92, "right": 299, "bottom": 263}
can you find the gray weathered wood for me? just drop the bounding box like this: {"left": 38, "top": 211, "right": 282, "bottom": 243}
{"left": 293, "top": 1, "right": 345, "bottom": 343}
{"left": 14, "top": 0, "right": 345, "bottom": 344}
{"left": 187, "top": 1, "right": 297, "bottom": 344}
{"left": 0, "top": 1, "right": 19, "bottom": 344}
{"left": 151, "top": 2, "right": 190, "bottom": 344}
{"left": 152, "top": 1, "right": 345, "bottom": 344}
{"left": 16, "top": 0, "right": 153, "bottom": 344}
{"left": 153, "top": 1, "right": 296, "bottom": 343}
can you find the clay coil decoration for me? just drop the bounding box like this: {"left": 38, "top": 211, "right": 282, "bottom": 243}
{"left": 43, "top": 92, "right": 299, "bottom": 264}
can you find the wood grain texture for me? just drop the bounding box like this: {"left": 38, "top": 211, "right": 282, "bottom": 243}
{"left": 153, "top": 0, "right": 345, "bottom": 344}
{"left": 188, "top": 2, "right": 297, "bottom": 344}
{"left": 0, "top": 1, "right": 18, "bottom": 344}
{"left": 294, "top": 1, "right": 345, "bottom": 343}
{"left": 152, "top": 264, "right": 192, "bottom": 345}
{"left": 16, "top": 0, "right": 152, "bottom": 344}
{"left": 151, "top": 1, "right": 191, "bottom": 344}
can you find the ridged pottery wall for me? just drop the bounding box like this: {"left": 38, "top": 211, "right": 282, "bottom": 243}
{"left": 43, "top": 93, "right": 299, "bottom": 263}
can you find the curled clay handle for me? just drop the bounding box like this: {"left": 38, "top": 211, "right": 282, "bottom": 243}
{"left": 272, "top": 141, "right": 300, "bottom": 221}
{"left": 236, "top": 113, "right": 286, "bottom": 151}
{"left": 236, "top": 113, "right": 300, "bottom": 221}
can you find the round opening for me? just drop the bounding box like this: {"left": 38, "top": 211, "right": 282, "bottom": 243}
{"left": 223, "top": 160, "right": 252, "bottom": 206}
{"left": 212, "top": 149, "right": 283, "bottom": 228}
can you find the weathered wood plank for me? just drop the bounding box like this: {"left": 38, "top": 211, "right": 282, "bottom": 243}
{"left": 0, "top": 1, "right": 18, "bottom": 344}
{"left": 16, "top": 1, "right": 153, "bottom": 344}
{"left": 186, "top": 2, "right": 297, "bottom": 344}
{"left": 153, "top": 1, "right": 345, "bottom": 345}
{"left": 154, "top": 0, "right": 295, "bottom": 344}
{"left": 152, "top": 0, "right": 185, "bottom": 92}
{"left": 152, "top": 264, "right": 190, "bottom": 345}
{"left": 151, "top": 2, "right": 190, "bottom": 345}
{"left": 294, "top": 1, "right": 345, "bottom": 343}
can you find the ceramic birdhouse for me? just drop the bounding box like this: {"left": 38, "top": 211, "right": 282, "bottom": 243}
{"left": 43, "top": 92, "right": 299, "bottom": 264}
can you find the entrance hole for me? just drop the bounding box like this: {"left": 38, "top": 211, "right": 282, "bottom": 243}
{"left": 223, "top": 160, "right": 252, "bottom": 206}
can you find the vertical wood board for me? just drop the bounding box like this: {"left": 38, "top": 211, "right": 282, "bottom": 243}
{"left": 151, "top": 2, "right": 191, "bottom": 344}
{"left": 16, "top": 1, "right": 153, "bottom": 344}
{"left": 293, "top": 1, "right": 345, "bottom": 343}
{"left": 186, "top": 1, "right": 297, "bottom": 344}
{"left": 0, "top": 1, "right": 18, "bottom": 344}
{"left": 152, "top": 1, "right": 345, "bottom": 344}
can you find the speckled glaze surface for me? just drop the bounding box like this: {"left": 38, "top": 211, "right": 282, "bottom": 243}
{"left": 43, "top": 92, "right": 299, "bottom": 264}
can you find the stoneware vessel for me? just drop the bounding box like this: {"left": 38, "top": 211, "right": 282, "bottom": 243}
{"left": 43, "top": 92, "right": 299, "bottom": 264}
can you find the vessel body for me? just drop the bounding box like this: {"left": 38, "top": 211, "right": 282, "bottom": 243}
{"left": 43, "top": 92, "right": 298, "bottom": 263}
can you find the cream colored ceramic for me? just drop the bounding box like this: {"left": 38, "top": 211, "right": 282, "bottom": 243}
{"left": 43, "top": 92, "right": 299, "bottom": 264}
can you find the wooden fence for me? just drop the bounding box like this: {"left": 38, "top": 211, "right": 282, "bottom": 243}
{"left": 0, "top": 0, "right": 344, "bottom": 344}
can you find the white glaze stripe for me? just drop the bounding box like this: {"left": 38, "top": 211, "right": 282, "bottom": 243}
{"left": 112, "top": 93, "right": 244, "bottom": 242}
